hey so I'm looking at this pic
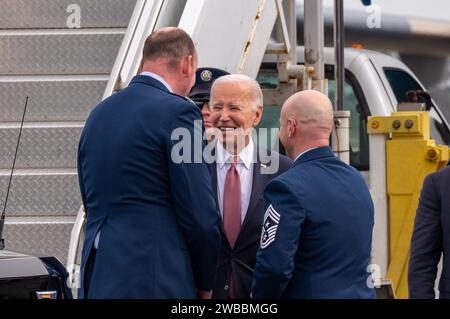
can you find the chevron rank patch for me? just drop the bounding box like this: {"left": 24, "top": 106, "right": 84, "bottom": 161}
{"left": 260, "top": 204, "right": 281, "bottom": 249}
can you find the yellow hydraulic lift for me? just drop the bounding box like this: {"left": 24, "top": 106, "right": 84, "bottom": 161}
{"left": 368, "top": 110, "right": 449, "bottom": 298}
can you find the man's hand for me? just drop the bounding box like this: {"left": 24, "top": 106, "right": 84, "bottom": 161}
{"left": 197, "top": 289, "right": 212, "bottom": 299}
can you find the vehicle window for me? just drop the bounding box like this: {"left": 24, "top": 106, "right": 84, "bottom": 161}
{"left": 256, "top": 65, "right": 370, "bottom": 170}
{"left": 384, "top": 68, "right": 450, "bottom": 145}
{"left": 255, "top": 105, "right": 282, "bottom": 153}
{"left": 255, "top": 66, "right": 283, "bottom": 153}
{"left": 326, "top": 67, "right": 370, "bottom": 171}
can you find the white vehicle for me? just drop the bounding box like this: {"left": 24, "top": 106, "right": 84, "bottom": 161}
{"left": 259, "top": 46, "right": 450, "bottom": 166}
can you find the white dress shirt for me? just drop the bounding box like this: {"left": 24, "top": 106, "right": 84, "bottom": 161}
{"left": 216, "top": 139, "right": 255, "bottom": 224}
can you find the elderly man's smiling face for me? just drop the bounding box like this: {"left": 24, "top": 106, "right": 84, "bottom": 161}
{"left": 209, "top": 79, "right": 263, "bottom": 152}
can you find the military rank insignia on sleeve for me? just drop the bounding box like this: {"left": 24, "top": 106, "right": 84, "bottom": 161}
{"left": 260, "top": 204, "right": 281, "bottom": 249}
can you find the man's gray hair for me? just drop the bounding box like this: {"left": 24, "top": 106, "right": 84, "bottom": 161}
{"left": 210, "top": 74, "right": 263, "bottom": 111}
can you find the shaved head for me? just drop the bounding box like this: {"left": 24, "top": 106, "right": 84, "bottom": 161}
{"left": 279, "top": 90, "right": 333, "bottom": 159}
{"left": 282, "top": 90, "right": 333, "bottom": 132}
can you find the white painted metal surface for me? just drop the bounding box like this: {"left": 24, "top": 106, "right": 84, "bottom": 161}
{"left": 179, "top": 0, "right": 278, "bottom": 78}
{"left": 66, "top": 206, "right": 85, "bottom": 298}
{"left": 369, "top": 134, "right": 388, "bottom": 280}
{"left": 103, "top": 0, "right": 163, "bottom": 97}
{"left": 331, "top": 110, "right": 350, "bottom": 164}
{"left": 303, "top": 0, "right": 326, "bottom": 94}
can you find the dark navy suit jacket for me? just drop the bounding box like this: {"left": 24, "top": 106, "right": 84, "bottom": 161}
{"left": 409, "top": 165, "right": 450, "bottom": 299}
{"left": 210, "top": 147, "right": 292, "bottom": 298}
{"left": 252, "top": 146, "right": 376, "bottom": 299}
{"left": 77, "top": 75, "right": 221, "bottom": 298}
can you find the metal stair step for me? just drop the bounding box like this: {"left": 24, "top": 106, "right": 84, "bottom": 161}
{"left": 0, "top": 29, "right": 125, "bottom": 75}
{"left": 0, "top": 169, "right": 81, "bottom": 216}
{"left": 0, "top": 0, "right": 137, "bottom": 29}
{"left": 0, "top": 122, "right": 83, "bottom": 168}
{"left": 0, "top": 75, "right": 107, "bottom": 122}
{"left": 3, "top": 216, "right": 76, "bottom": 265}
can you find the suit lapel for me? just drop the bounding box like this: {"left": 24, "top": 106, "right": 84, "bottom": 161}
{"left": 210, "top": 162, "right": 219, "bottom": 202}
{"left": 213, "top": 143, "right": 270, "bottom": 247}
{"left": 210, "top": 162, "right": 229, "bottom": 247}
{"left": 239, "top": 151, "right": 268, "bottom": 235}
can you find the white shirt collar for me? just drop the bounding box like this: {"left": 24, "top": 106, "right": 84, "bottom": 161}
{"left": 294, "top": 147, "right": 319, "bottom": 162}
{"left": 140, "top": 71, "right": 173, "bottom": 93}
{"left": 216, "top": 138, "right": 254, "bottom": 170}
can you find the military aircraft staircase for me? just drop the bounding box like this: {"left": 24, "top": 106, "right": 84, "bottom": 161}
{"left": 0, "top": 0, "right": 137, "bottom": 263}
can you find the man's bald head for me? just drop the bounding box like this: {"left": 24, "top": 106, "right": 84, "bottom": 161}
{"left": 282, "top": 90, "right": 333, "bottom": 134}
{"left": 280, "top": 90, "right": 334, "bottom": 159}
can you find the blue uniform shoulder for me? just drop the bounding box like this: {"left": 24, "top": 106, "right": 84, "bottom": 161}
{"left": 264, "top": 168, "right": 296, "bottom": 195}
{"left": 258, "top": 149, "right": 292, "bottom": 176}
{"left": 428, "top": 164, "right": 450, "bottom": 181}
{"left": 278, "top": 153, "right": 293, "bottom": 171}
{"left": 163, "top": 92, "right": 201, "bottom": 117}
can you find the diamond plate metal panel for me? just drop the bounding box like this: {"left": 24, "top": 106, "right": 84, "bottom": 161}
{"left": 0, "top": 0, "right": 136, "bottom": 269}
{"left": 0, "top": 124, "right": 83, "bottom": 168}
{"left": 0, "top": 0, "right": 137, "bottom": 29}
{"left": 3, "top": 216, "right": 76, "bottom": 264}
{"left": 0, "top": 76, "right": 106, "bottom": 122}
{"left": 0, "top": 31, "right": 125, "bottom": 75}
{"left": 0, "top": 169, "right": 81, "bottom": 216}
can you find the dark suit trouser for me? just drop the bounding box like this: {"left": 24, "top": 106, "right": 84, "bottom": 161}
{"left": 83, "top": 249, "right": 97, "bottom": 298}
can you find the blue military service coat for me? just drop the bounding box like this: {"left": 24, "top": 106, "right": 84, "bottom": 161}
{"left": 252, "top": 146, "right": 376, "bottom": 299}
{"left": 77, "top": 75, "right": 221, "bottom": 298}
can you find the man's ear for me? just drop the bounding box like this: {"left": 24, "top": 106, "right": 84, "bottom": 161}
{"left": 288, "top": 118, "right": 297, "bottom": 138}
{"left": 138, "top": 58, "right": 144, "bottom": 74}
{"left": 181, "top": 55, "right": 193, "bottom": 78}
{"left": 253, "top": 105, "right": 264, "bottom": 127}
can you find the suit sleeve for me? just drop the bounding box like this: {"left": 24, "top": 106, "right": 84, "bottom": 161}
{"left": 165, "top": 102, "right": 221, "bottom": 291}
{"left": 251, "top": 178, "right": 305, "bottom": 299}
{"left": 77, "top": 136, "right": 87, "bottom": 210}
{"left": 408, "top": 173, "right": 442, "bottom": 299}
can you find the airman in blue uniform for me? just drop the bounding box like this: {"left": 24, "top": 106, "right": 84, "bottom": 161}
{"left": 78, "top": 28, "right": 221, "bottom": 299}
{"left": 251, "top": 90, "right": 375, "bottom": 299}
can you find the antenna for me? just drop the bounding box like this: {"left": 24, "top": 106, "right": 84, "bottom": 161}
{"left": 0, "top": 96, "right": 29, "bottom": 250}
